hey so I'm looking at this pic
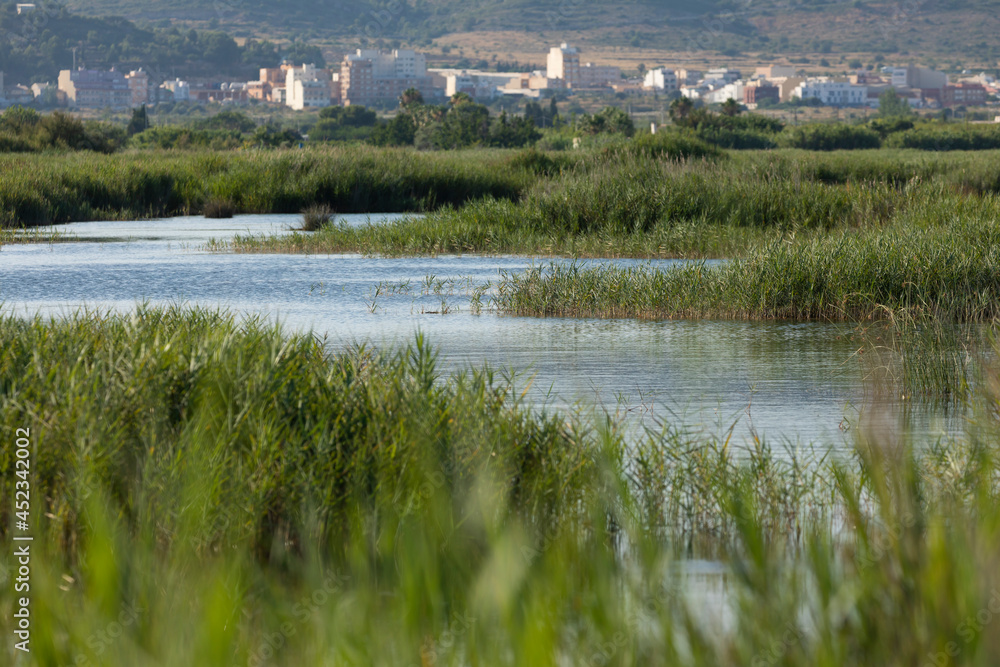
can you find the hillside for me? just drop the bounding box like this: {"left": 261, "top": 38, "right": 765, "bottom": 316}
{"left": 0, "top": 2, "right": 325, "bottom": 84}
{"left": 56, "top": 0, "right": 1000, "bottom": 66}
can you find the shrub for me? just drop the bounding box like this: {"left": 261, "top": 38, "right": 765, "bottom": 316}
{"left": 885, "top": 124, "right": 1000, "bottom": 151}
{"left": 300, "top": 204, "right": 335, "bottom": 230}
{"left": 203, "top": 198, "right": 235, "bottom": 218}
{"left": 780, "top": 124, "right": 882, "bottom": 150}
{"left": 623, "top": 131, "right": 722, "bottom": 161}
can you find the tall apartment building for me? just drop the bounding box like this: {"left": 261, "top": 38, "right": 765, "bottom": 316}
{"left": 341, "top": 55, "right": 375, "bottom": 106}
{"left": 126, "top": 69, "right": 150, "bottom": 106}
{"left": 286, "top": 64, "right": 333, "bottom": 110}
{"left": 547, "top": 43, "right": 580, "bottom": 86}
{"left": 58, "top": 68, "right": 131, "bottom": 110}
{"left": 340, "top": 49, "right": 435, "bottom": 107}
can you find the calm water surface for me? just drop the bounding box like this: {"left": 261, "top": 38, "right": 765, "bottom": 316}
{"left": 1, "top": 214, "right": 959, "bottom": 447}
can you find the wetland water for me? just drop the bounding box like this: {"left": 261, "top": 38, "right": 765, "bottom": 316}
{"left": 0, "top": 214, "right": 957, "bottom": 447}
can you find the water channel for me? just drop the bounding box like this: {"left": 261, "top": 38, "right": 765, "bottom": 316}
{"left": 0, "top": 214, "right": 961, "bottom": 449}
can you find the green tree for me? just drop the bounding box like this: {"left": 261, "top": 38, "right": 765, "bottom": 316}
{"left": 579, "top": 106, "right": 634, "bottom": 137}
{"left": 370, "top": 114, "right": 417, "bottom": 147}
{"left": 720, "top": 98, "right": 742, "bottom": 117}
{"left": 193, "top": 110, "right": 256, "bottom": 132}
{"left": 399, "top": 88, "right": 424, "bottom": 108}
{"left": 487, "top": 111, "right": 541, "bottom": 148}
{"left": 878, "top": 88, "right": 915, "bottom": 118}
{"left": 669, "top": 97, "right": 694, "bottom": 124}
{"left": 432, "top": 99, "right": 491, "bottom": 148}
{"left": 318, "top": 105, "right": 378, "bottom": 127}
{"left": 548, "top": 97, "right": 561, "bottom": 127}
{"left": 126, "top": 105, "right": 149, "bottom": 137}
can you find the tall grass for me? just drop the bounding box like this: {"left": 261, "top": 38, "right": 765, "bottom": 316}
{"left": 0, "top": 146, "right": 536, "bottom": 227}
{"left": 224, "top": 149, "right": 1000, "bottom": 258}
{"left": 492, "top": 193, "right": 1000, "bottom": 323}
{"left": 2, "top": 307, "right": 1000, "bottom": 664}
{"left": 7, "top": 146, "right": 1000, "bottom": 234}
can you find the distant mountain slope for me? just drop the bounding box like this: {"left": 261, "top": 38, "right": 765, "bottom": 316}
{"left": 56, "top": 0, "right": 1000, "bottom": 63}
{"left": 0, "top": 2, "right": 323, "bottom": 84}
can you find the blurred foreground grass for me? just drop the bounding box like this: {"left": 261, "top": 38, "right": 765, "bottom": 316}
{"left": 1, "top": 306, "right": 999, "bottom": 665}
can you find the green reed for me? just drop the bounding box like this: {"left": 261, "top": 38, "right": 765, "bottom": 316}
{"left": 1, "top": 307, "right": 1000, "bottom": 665}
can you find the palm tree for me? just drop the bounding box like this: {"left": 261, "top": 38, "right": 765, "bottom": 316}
{"left": 721, "top": 98, "right": 742, "bottom": 117}
{"left": 399, "top": 88, "right": 424, "bottom": 108}
{"left": 668, "top": 96, "right": 694, "bottom": 124}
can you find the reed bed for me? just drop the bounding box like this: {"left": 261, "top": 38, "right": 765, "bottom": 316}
{"left": 223, "top": 149, "right": 1000, "bottom": 258}
{"left": 1, "top": 307, "right": 1000, "bottom": 665}
{"left": 492, "top": 194, "right": 1000, "bottom": 323}
{"left": 5, "top": 146, "right": 1000, "bottom": 235}
{"left": 0, "top": 146, "right": 534, "bottom": 227}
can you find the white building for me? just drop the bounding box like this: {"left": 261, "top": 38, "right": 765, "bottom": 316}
{"left": 792, "top": 80, "right": 867, "bottom": 106}
{"left": 354, "top": 49, "right": 427, "bottom": 79}
{"left": 676, "top": 69, "right": 703, "bottom": 85}
{"left": 643, "top": 68, "right": 678, "bottom": 92}
{"left": 547, "top": 43, "right": 580, "bottom": 86}
{"left": 432, "top": 69, "right": 519, "bottom": 99}
{"left": 703, "top": 81, "right": 745, "bottom": 105}
{"left": 161, "top": 78, "right": 190, "bottom": 102}
{"left": 286, "top": 64, "right": 332, "bottom": 110}
{"left": 706, "top": 68, "right": 741, "bottom": 84}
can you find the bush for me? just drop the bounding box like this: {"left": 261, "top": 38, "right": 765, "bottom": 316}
{"left": 129, "top": 127, "right": 243, "bottom": 150}
{"left": 203, "top": 198, "right": 235, "bottom": 218}
{"left": 885, "top": 124, "right": 1000, "bottom": 151}
{"left": 506, "top": 148, "right": 575, "bottom": 176}
{"left": 579, "top": 107, "right": 635, "bottom": 137}
{"left": 780, "top": 124, "right": 882, "bottom": 150}
{"left": 192, "top": 110, "right": 256, "bottom": 132}
{"left": 693, "top": 126, "right": 777, "bottom": 149}
{"left": 623, "top": 131, "right": 722, "bottom": 161}
{"left": 0, "top": 107, "right": 125, "bottom": 154}
{"left": 300, "top": 203, "right": 335, "bottom": 230}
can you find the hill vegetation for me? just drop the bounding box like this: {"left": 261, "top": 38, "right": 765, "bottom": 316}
{"left": 0, "top": 1, "right": 322, "bottom": 84}
{"left": 52, "top": 0, "right": 1000, "bottom": 64}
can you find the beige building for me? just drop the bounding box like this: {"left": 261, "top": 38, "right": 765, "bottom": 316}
{"left": 578, "top": 63, "right": 621, "bottom": 87}
{"left": 774, "top": 77, "right": 804, "bottom": 102}
{"left": 58, "top": 68, "right": 132, "bottom": 110}
{"left": 126, "top": 69, "right": 150, "bottom": 106}
{"left": 755, "top": 65, "right": 799, "bottom": 79}
{"left": 341, "top": 55, "right": 375, "bottom": 106}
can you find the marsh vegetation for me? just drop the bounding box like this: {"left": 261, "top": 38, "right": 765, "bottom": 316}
{"left": 1, "top": 307, "right": 1000, "bottom": 665}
